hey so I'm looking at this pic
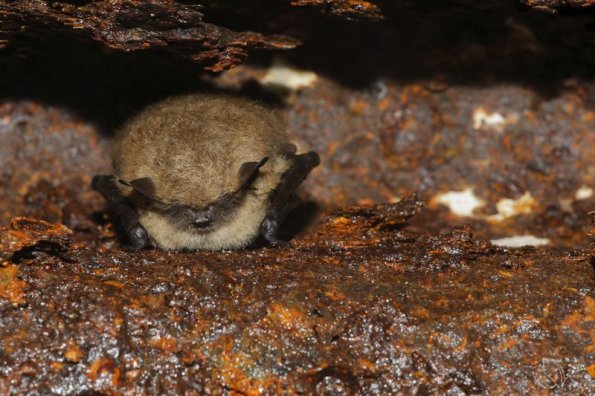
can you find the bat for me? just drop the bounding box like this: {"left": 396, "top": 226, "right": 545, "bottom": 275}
{"left": 92, "top": 94, "right": 319, "bottom": 251}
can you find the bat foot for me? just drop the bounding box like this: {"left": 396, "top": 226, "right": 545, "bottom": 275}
{"left": 122, "top": 224, "right": 150, "bottom": 251}
{"left": 257, "top": 152, "right": 320, "bottom": 249}
{"left": 92, "top": 174, "right": 151, "bottom": 251}
{"left": 260, "top": 217, "right": 290, "bottom": 248}
{"left": 302, "top": 151, "right": 320, "bottom": 168}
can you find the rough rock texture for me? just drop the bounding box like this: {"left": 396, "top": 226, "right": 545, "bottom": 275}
{"left": 0, "top": 217, "right": 72, "bottom": 262}
{"left": 0, "top": 0, "right": 299, "bottom": 71}
{"left": 0, "top": 200, "right": 593, "bottom": 395}
{"left": 521, "top": 0, "right": 595, "bottom": 12}
{"left": 286, "top": 78, "right": 595, "bottom": 247}
{"left": 0, "top": 102, "right": 108, "bottom": 229}
{"left": 3, "top": 0, "right": 591, "bottom": 74}
{"left": 291, "top": 0, "right": 384, "bottom": 20}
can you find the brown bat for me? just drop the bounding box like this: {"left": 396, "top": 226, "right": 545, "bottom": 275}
{"left": 92, "top": 94, "right": 319, "bottom": 251}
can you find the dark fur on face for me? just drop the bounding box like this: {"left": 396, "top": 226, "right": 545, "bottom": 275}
{"left": 118, "top": 156, "right": 269, "bottom": 233}
{"left": 128, "top": 185, "right": 243, "bottom": 233}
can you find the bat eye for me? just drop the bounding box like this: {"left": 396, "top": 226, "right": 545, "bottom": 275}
{"left": 192, "top": 213, "right": 212, "bottom": 228}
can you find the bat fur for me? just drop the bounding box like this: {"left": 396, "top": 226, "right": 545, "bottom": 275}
{"left": 102, "top": 93, "right": 317, "bottom": 250}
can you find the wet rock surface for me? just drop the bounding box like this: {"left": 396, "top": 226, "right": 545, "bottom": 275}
{"left": 0, "top": 102, "right": 108, "bottom": 229}
{"left": 0, "top": 217, "right": 72, "bottom": 262}
{"left": 0, "top": 198, "right": 593, "bottom": 394}
{"left": 520, "top": 0, "right": 595, "bottom": 13}
{"left": 290, "top": 0, "right": 384, "bottom": 21}
{"left": 0, "top": 0, "right": 299, "bottom": 72}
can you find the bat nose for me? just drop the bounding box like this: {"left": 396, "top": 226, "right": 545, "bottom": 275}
{"left": 193, "top": 212, "right": 212, "bottom": 228}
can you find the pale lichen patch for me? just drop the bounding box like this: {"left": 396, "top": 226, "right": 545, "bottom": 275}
{"left": 260, "top": 59, "right": 318, "bottom": 92}
{"left": 491, "top": 235, "right": 550, "bottom": 248}
{"left": 472, "top": 107, "right": 519, "bottom": 133}
{"left": 489, "top": 192, "right": 535, "bottom": 222}
{"left": 432, "top": 188, "right": 484, "bottom": 217}
{"left": 575, "top": 185, "right": 593, "bottom": 200}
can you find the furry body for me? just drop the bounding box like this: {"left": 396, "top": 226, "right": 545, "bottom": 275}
{"left": 98, "top": 94, "right": 318, "bottom": 251}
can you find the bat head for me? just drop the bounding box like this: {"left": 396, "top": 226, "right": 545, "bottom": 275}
{"left": 119, "top": 157, "right": 269, "bottom": 232}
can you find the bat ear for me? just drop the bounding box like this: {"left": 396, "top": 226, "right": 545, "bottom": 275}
{"left": 119, "top": 177, "right": 161, "bottom": 202}
{"left": 237, "top": 157, "right": 268, "bottom": 191}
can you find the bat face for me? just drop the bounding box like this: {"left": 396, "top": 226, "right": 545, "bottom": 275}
{"left": 118, "top": 157, "right": 269, "bottom": 234}
{"left": 148, "top": 192, "right": 240, "bottom": 233}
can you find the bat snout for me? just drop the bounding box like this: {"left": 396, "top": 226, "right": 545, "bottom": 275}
{"left": 192, "top": 211, "right": 213, "bottom": 228}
